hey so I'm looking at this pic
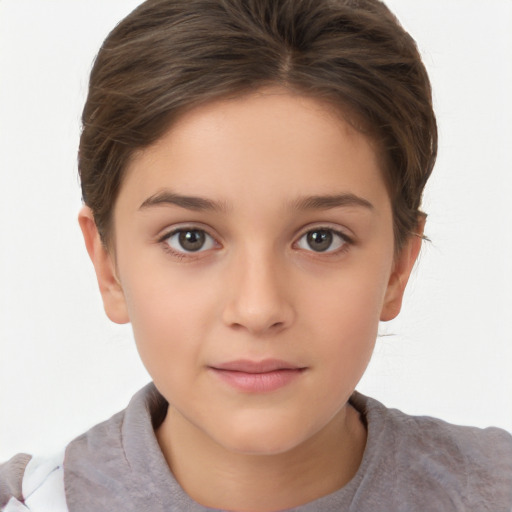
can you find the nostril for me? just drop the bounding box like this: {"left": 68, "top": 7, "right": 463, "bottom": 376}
{"left": 228, "top": 320, "right": 283, "bottom": 332}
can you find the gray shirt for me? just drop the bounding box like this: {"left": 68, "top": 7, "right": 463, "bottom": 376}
{"left": 2, "top": 383, "right": 512, "bottom": 511}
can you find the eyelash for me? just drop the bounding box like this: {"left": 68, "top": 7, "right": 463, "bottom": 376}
{"left": 294, "top": 226, "right": 353, "bottom": 256}
{"left": 157, "top": 225, "right": 353, "bottom": 260}
{"left": 158, "top": 227, "right": 218, "bottom": 260}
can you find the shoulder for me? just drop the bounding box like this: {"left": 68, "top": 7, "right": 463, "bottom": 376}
{"left": 389, "top": 400, "right": 512, "bottom": 470}
{"left": 351, "top": 392, "right": 512, "bottom": 511}
{"left": 0, "top": 384, "right": 163, "bottom": 512}
{"left": 0, "top": 454, "right": 31, "bottom": 509}
{"left": 0, "top": 451, "right": 66, "bottom": 511}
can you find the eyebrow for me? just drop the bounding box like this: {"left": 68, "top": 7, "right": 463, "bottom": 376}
{"left": 139, "top": 190, "right": 228, "bottom": 212}
{"left": 139, "top": 190, "right": 373, "bottom": 213}
{"left": 291, "top": 193, "right": 374, "bottom": 211}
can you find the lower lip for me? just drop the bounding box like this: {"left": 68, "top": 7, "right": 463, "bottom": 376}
{"left": 210, "top": 368, "right": 304, "bottom": 393}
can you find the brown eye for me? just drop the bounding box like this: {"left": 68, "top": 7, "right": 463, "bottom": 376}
{"left": 165, "top": 229, "right": 215, "bottom": 253}
{"left": 307, "top": 230, "right": 332, "bottom": 252}
{"left": 297, "top": 229, "right": 348, "bottom": 253}
{"left": 179, "top": 230, "right": 205, "bottom": 251}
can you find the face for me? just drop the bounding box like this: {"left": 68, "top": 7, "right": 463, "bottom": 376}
{"left": 81, "top": 88, "right": 419, "bottom": 456}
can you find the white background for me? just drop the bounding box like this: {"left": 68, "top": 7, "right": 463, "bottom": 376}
{"left": 0, "top": 0, "right": 511, "bottom": 460}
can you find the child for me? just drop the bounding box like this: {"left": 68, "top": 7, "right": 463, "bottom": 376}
{"left": 1, "top": 0, "right": 511, "bottom": 510}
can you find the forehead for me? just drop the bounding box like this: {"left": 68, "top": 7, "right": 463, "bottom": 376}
{"left": 118, "top": 88, "right": 389, "bottom": 215}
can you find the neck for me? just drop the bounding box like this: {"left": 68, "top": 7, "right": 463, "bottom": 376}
{"left": 156, "top": 403, "right": 366, "bottom": 512}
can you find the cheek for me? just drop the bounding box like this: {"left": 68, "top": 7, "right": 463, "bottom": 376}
{"left": 301, "top": 261, "right": 390, "bottom": 385}
{"left": 314, "top": 293, "right": 378, "bottom": 376}
{"left": 303, "top": 255, "right": 389, "bottom": 331}
{"left": 120, "top": 266, "right": 218, "bottom": 378}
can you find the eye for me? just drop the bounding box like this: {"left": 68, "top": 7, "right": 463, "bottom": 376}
{"left": 296, "top": 228, "right": 349, "bottom": 253}
{"left": 164, "top": 228, "right": 216, "bottom": 253}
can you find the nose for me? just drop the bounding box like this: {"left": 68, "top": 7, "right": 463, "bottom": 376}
{"left": 221, "top": 249, "right": 295, "bottom": 336}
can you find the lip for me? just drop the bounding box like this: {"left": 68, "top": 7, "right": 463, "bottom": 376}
{"left": 208, "top": 359, "right": 306, "bottom": 393}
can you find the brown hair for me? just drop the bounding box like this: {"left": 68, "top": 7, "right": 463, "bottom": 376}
{"left": 79, "top": 0, "right": 437, "bottom": 251}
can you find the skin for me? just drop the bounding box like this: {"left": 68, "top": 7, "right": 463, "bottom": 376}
{"left": 79, "top": 88, "right": 422, "bottom": 512}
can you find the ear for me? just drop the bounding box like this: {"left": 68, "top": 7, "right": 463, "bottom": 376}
{"left": 78, "top": 206, "right": 130, "bottom": 324}
{"left": 380, "top": 217, "right": 425, "bottom": 322}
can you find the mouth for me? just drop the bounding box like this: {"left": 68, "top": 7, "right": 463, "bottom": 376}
{"left": 208, "top": 359, "right": 307, "bottom": 393}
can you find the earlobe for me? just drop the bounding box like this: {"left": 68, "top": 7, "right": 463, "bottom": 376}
{"left": 78, "top": 206, "right": 130, "bottom": 324}
{"left": 380, "top": 219, "right": 425, "bottom": 322}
